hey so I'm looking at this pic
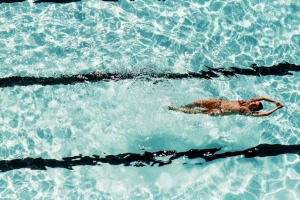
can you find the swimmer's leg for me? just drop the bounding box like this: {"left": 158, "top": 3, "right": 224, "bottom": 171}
{"left": 181, "top": 99, "right": 220, "bottom": 109}
{"left": 168, "top": 106, "right": 210, "bottom": 114}
{"left": 181, "top": 102, "right": 198, "bottom": 108}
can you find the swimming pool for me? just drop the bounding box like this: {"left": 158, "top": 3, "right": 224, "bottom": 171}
{"left": 0, "top": 0, "right": 300, "bottom": 199}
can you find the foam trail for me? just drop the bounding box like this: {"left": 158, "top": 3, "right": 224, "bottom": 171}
{"left": 161, "top": 96, "right": 171, "bottom": 107}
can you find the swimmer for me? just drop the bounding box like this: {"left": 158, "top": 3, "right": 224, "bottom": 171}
{"left": 168, "top": 97, "right": 284, "bottom": 117}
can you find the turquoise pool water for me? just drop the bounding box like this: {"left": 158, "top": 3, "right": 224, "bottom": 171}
{"left": 0, "top": 0, "right": 300, "bottom": 199}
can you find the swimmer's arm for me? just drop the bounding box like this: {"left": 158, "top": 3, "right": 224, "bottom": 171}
{"left": 251, "top": 106, "right": 283, "bottom": 117}
{"left": 249, "top": 97, "right": 277, "bottom": 103}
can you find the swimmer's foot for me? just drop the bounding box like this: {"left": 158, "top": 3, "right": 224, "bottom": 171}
{"left": 168, "top": 106, "right": 177, "bottom": 111}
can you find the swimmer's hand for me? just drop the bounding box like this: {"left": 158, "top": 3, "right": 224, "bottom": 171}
{"left": 275, "top": 102, "right": 284, "bottom": 108}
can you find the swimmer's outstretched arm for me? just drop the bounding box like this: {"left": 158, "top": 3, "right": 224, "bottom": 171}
{"left": 252, "top": 103, "right": 284, "bottom": 117}
{"left": 168, "top": 106, "right": 209, "bottom": 114}
{"left": 249, "top": 97, "right": 277, "bottom": 103}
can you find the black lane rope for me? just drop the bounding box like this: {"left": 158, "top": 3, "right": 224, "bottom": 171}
{"left": 0, "top": 63, "right": 299, "bottom": 88}
{"left": 0, "top": 143, "right": 299, "bottom": 172}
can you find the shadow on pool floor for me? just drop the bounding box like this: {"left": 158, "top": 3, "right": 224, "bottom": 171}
{"left": 0, "top": 143, "right": 299, "bottom": 172}
{"left": 0, "top": 62, "right": 299, "bottom": 88}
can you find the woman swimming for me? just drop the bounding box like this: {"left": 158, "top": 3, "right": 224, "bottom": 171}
{"left": 168, "top": 97, "right": 284, "bottom": 117}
